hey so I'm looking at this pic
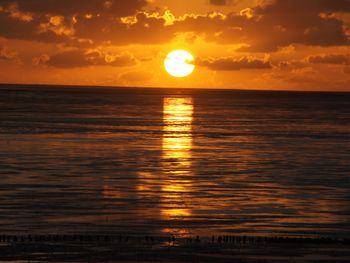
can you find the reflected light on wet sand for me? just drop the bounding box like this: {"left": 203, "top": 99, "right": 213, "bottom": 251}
{"left": 161, "top": 98, "right": 194, "bottom": 224}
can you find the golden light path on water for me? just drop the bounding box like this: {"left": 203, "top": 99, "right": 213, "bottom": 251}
{"left": 161, "top": 97, "right": 194, "bottom": 235}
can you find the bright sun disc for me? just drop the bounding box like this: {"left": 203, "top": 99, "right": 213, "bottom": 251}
{"left": 164, "top": 50, "right": 195, "bottom": 78}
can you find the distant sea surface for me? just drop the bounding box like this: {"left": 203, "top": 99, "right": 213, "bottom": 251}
{"left": 0, "top": 84, "right": 350, "bottom": 238}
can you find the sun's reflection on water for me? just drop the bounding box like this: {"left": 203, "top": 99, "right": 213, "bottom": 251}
{"left": 161, "top": 97, "right": 194, "bottom": 225}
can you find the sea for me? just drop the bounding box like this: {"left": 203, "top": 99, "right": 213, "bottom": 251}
{"left": 0, "top": 84, "right": 349, "bottom": 239}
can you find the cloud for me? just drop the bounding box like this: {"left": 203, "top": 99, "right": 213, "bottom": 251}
{"left": 0, "top": 0, "right": 147, "bottom": 44}
{"left": 234, "top": 0, "right": 350, "bottom": 52}
{"left": 209, "top": 0, "right": 233, "bottom": 6}
{"left": 73, "top": 11, "right": 176, "bottom": 45}
{"left": 32, "top": 54, "right": 50, "bottom": 66}
{"left": 258, "top": 0, "right": 350, "bottom": 14}
{"left": 0, "top": 0, "right": 349, "bottom": 51}
{"left": 105, "top": 0, "right": 349, "bottom": 49}
{"left": 1, "top": 2, "right": 33, "bottom": 22}
{"left": 0, "top": 9, "right": 71, "bottom": 43}
{"left": 308, "top": 54, "right": 350, "bottom": 65}
{"left": 277, "top": 60, "right": 307, "bottom": 70}
{"left": 119, "top": 70, "right": 152, "bottom": 83}
{"left": 197, "top": 56, "right": 272, "bottom": 70}
{"left": 0, "top": 0, "right": 148, "bottom": 16}
{"left": 0, "top": 44, "right": 19, "bottom": 61}
{"left": 38, "top": 49, "right": 138, "bottom": 68}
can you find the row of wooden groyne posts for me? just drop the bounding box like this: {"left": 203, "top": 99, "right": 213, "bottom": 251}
{"left": 0, "top": 234, "right": 349, "bottom": 245}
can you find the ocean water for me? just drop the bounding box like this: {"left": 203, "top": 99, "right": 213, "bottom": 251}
{"left": 0, "top": 84, "right": 350, "bottom": 238}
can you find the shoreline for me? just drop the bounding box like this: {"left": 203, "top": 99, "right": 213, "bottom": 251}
{"left": 1, "top": 234, "right": 349, "bottom": 245}
{"left": 0, "top": 234, "right": 349, "bottom": 262}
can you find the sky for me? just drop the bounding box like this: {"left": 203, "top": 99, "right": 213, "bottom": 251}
{"left": 0, "top": 0, "right": 349, "bottom": 91}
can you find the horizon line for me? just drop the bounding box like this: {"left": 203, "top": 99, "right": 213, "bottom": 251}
{"left": 0, "top": 82, "right": 349, "bottom": 94}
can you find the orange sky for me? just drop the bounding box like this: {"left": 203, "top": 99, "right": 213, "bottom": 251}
{"left": 0, "top": 0, "right": 349, "bottom": 91}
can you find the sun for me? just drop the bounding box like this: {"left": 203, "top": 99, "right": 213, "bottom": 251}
{"left": 164, "top": 50, "right": 195, "bottom": 78}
